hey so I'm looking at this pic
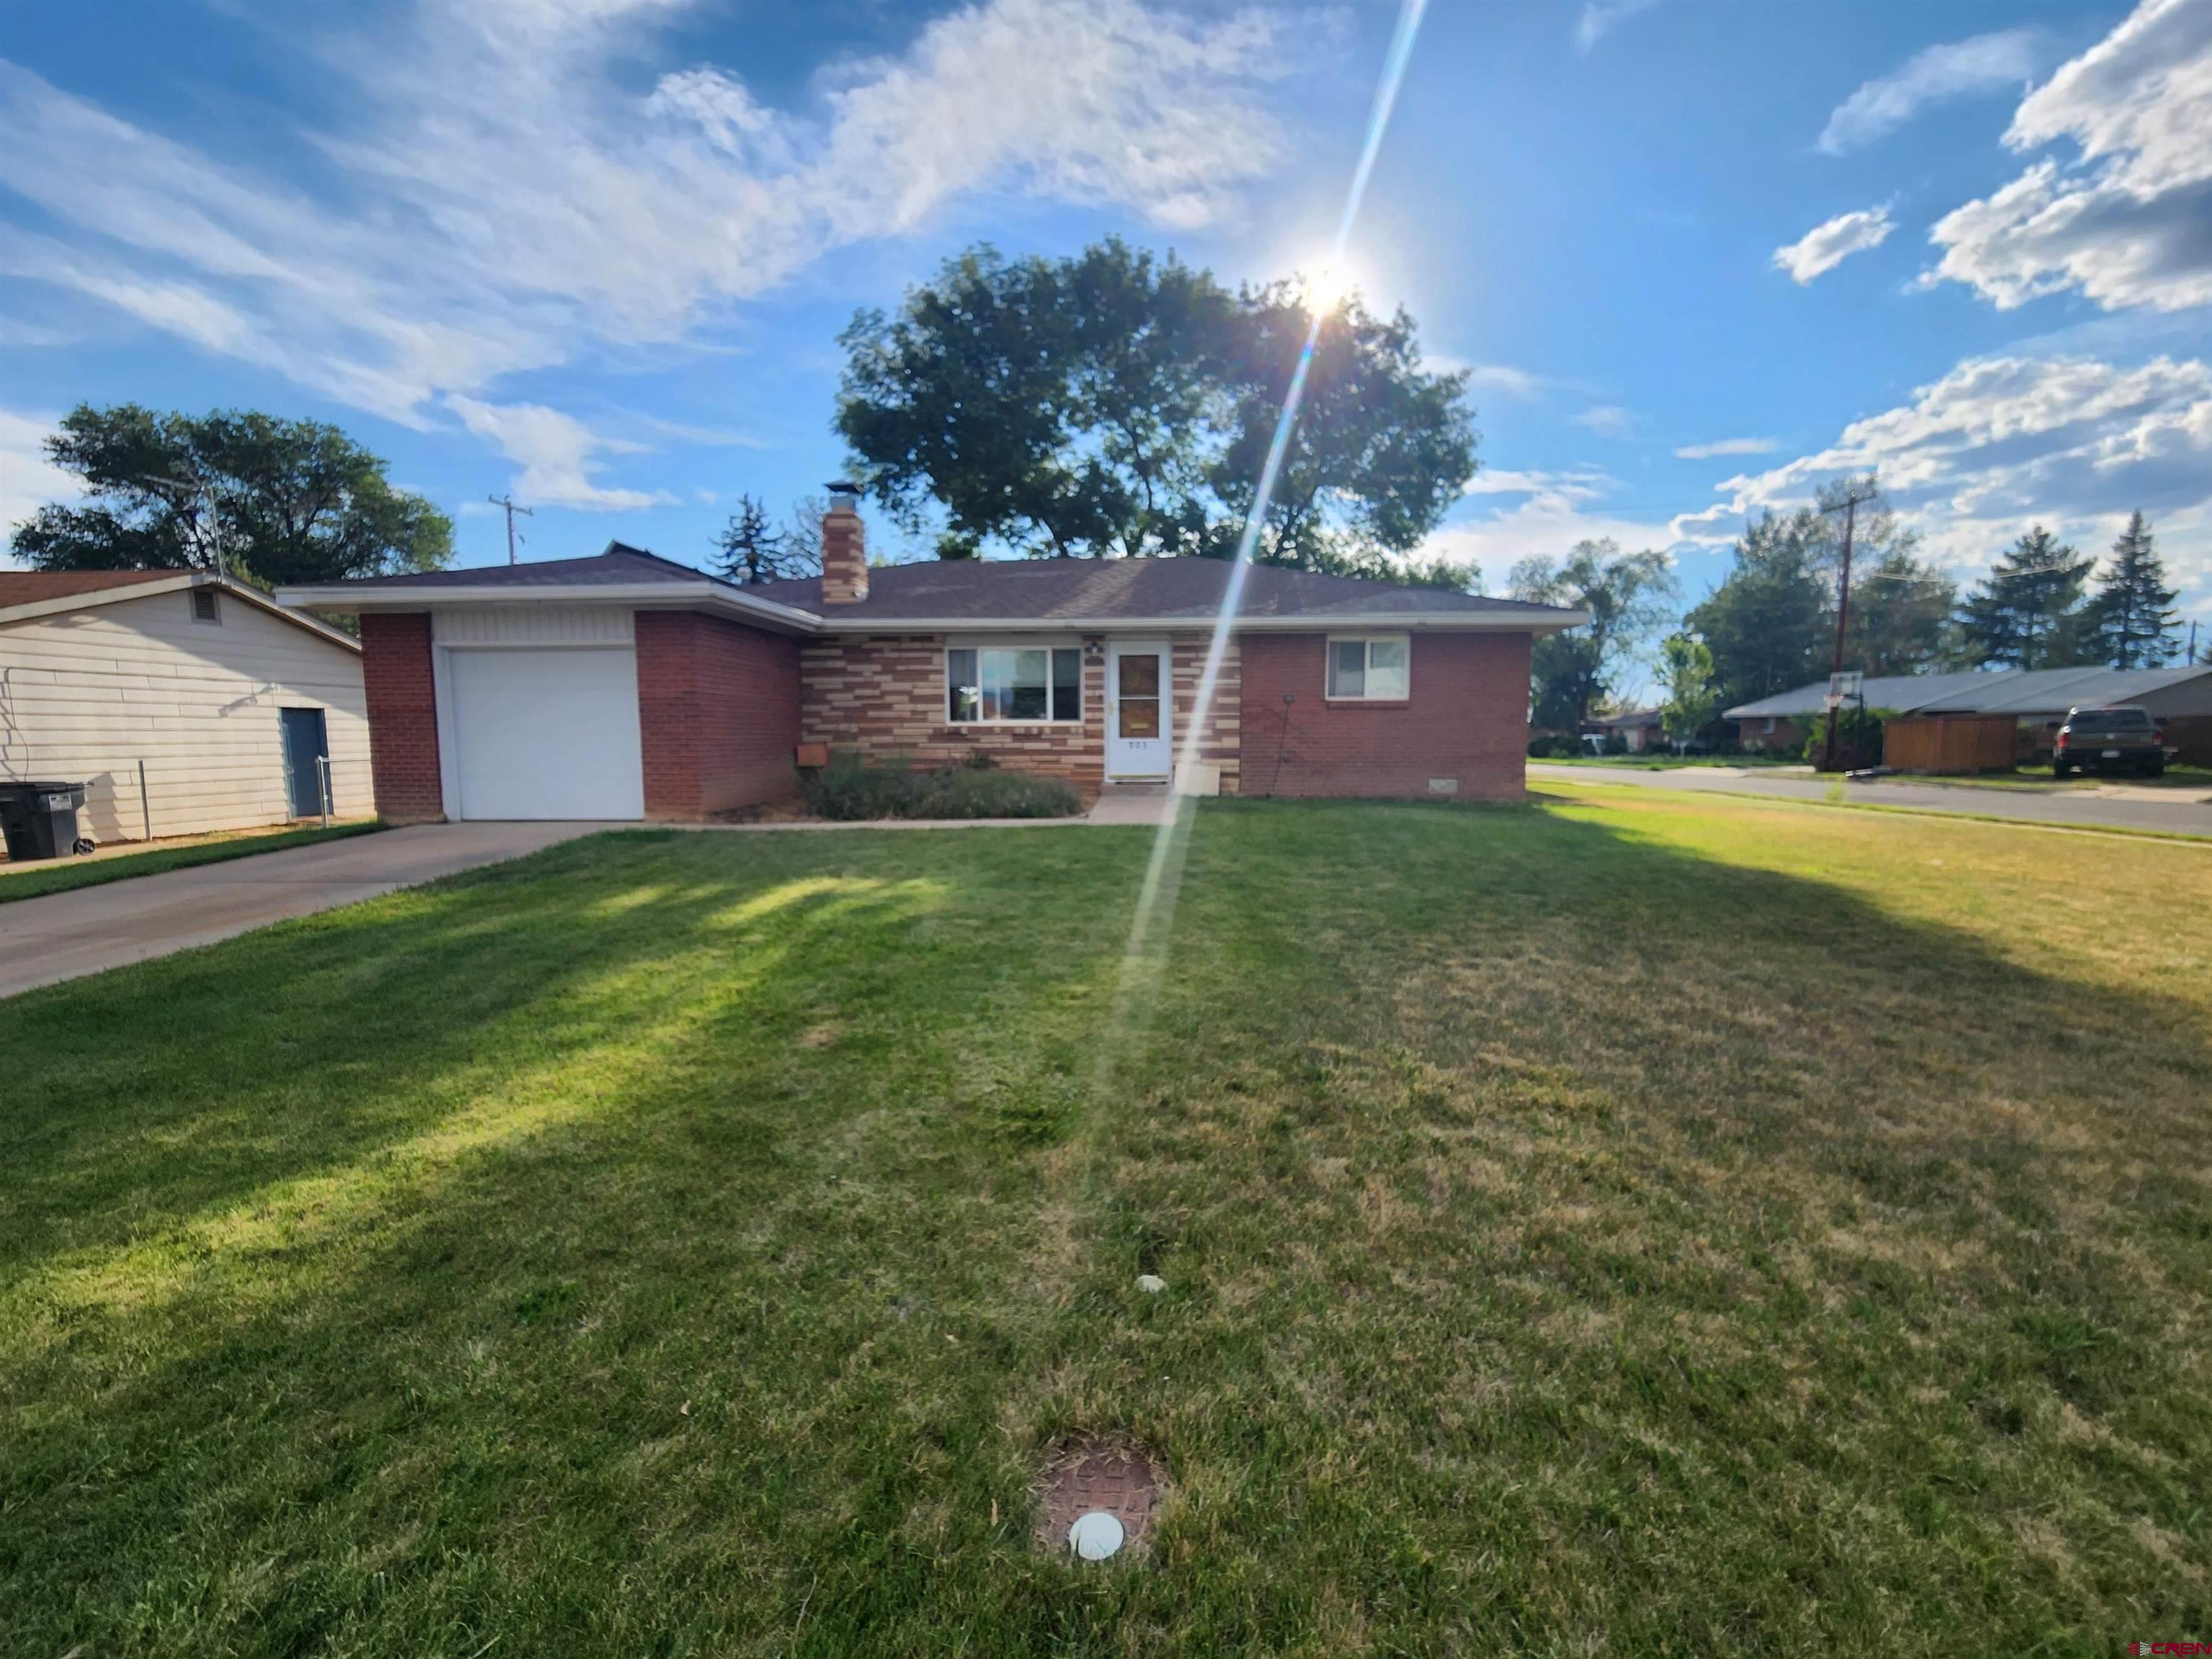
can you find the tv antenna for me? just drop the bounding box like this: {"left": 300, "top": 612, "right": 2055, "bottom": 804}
{"left": 488, "top": 493, "right": 534, "bottom": 565}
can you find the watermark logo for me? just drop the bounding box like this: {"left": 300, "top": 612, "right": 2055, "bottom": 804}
{"left": 2128, "top": 1643, "right": 2211, "bottom": 1656}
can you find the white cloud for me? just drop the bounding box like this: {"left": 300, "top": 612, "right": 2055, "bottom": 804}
{"left": 1773, "top": 205, "right": 1895, "bottom": 284}
{"left": 1464, "top": 467, "right": 1611, "bottom": 504}
{"left": 446, "top": 397, "right": 672, "bottom": 511}
{"left": 1817, "top": 29, "right": 2042, "bottom": 154}
{"left": 1575, "top": 0, "right": 1658, "bottom": 55}
{"left": 1673, "top": 436, "right": 1777, "bottom": 460}
{"left": 0, "top": 409, "right": 81, "bottom": 551}
{"left": 1926, "top": 0, "right": 2212, "bottom": 313}
{"left": 0, "top": 0, "right": 1292, "bottom": 423}
{"left": 1444, "top": 361, "right": 1550, "bottom": 397}
{"left": 1702, "top": 352, "right": 2212, "bottom": 602}
{"left": 1431, "top": 464, "right": 1696, "bottom": 583}
{"left": 1571, "top": 404, "right": 1635, "bottom": 438}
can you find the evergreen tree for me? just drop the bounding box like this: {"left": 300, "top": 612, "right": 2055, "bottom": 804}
{"left": 713, "top": 493, "right": 815, "bottom": 585}
{"left": 2080, "top": 511, "right": 2178, "bottom": 668}
{"left": 1957, "top": 527, "right": 2093, "bottom": 669}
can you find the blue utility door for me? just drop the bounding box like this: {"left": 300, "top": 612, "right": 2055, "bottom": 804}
{"left": 280, "top": 707, "right": 329, "bottom": 818}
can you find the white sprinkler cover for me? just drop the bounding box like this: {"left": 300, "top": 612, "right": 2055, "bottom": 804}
{"left": 1068, "top": 1510, "right": 1125, "bottom": 1561}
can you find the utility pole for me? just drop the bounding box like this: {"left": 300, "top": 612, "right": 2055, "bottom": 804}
{"left": 487, "top": 493, "right": 534, "bottom": 565}
{"left": 1819, "top": 479, "right": 1880, "bottom": 773}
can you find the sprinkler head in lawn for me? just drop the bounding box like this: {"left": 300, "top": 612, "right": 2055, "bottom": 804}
{"left": 1035, "top": 1436, "right": 1164, "bottom": 1562}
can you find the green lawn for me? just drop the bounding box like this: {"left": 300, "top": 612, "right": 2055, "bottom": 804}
{"left": 4, "top": 792, "right": 2206, "bottom": 1655}
{"left": 1533, "top": 752, "right": 1805, "bottom": 769}
{"left": 0, "top": 818, "right": 383, "bottom": 902}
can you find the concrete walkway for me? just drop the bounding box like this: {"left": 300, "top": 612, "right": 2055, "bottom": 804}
{"left": 0, "top": 822, "right": 604, "bottom": 999}
{"left": 1529, "top": 763, "right": 2212, "bottom": 838}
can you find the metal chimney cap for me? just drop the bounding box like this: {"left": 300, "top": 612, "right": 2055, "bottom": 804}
{"left": 826, "top": 480, "right": 861, "bottom": 498}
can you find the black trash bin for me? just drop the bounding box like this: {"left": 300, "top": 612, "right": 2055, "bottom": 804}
{"left": 0, "top": 781, "right": 94, "bottom": 862}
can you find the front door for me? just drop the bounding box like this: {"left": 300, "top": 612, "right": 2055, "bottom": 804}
{"left": 1107, "top": 644, "right": 1171, "bottom": 778}
{"left": 279, "top": 706, "right": 329, "bottom": 819}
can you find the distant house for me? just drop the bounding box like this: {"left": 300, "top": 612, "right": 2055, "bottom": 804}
{"left": 0, "top": 570, "right": 369, "bottom": 845}
{"left": 278, "top": 495, "right": 1586, "bottom": 822}
{"left": 1583, "top": 707, "right": 1665, "bottom": 753}
{"left": 1725, "top": 665, "right": 2212, "bottom": 763}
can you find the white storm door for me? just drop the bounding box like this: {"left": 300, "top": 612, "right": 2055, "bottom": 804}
{"left": 446, "top": 646, "right": 644, "bottom": 820}
{"left": 1107, "top": 643, "right": 1171, "bottom": 778}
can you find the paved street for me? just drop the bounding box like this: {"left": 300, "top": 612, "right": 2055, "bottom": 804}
{"left": 1529, "top": 763, "right": 2212, "bottom": 838}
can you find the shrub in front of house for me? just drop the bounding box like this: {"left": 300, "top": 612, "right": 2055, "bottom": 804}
{"left": 799, "top": 753, "right": 1083, "bottom": 821}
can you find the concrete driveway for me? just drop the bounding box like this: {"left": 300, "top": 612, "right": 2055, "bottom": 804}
{"left": 0, "top": 822, "right": 606, "bottom": 999}
{"left": 1529, "top": 763, "right": 2212, "bottom": 838}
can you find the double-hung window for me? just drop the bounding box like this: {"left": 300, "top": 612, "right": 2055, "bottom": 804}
{"left": 947, "top": 646, "right": 1083, "bottom": 724}
{"left": 1326, "top": 634, "right": 1410, "bottom": 700}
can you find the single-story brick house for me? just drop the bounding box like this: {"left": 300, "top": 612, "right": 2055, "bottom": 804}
{"left": 278, "top": 493, "right": 1584, "bottom": 822}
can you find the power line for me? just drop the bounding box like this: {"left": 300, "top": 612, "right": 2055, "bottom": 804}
{"left": 1817, "top": 480, "right": 1881, "bottom": 773}
{"left": 487, "top": 493, "right": 534, "bottom": 566}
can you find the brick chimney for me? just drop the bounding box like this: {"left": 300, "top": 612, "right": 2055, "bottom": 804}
{"left": 820, "top": 481, "right": 867, "bottom": 604}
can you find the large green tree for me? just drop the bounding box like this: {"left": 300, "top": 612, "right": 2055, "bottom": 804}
{"left": 1509, "top": 540, "right": 1678, "bottom": 728}
{"left": 9, "top": 404, "right": 451, "bottom": 586}
{"left": 1848, "top": 547, "right": 1959, "bottom": 675}
{"left": 1958, "top": 526, "right": 2095, "bottom": 668}
{"left": 1206, "top": 284, "right": 1477, "bottom": 575}
{"left": 2080, "top": 511, "right": 2178, "bottom": 668}
{"left": 836, "top": 240, "right": 1232, "bottom": 560}
{"left": 834, "top": 239, "right": 1475, "bottom": 570}
{"left": 1685, "top": 510, "right": 1831, "bottom": 714}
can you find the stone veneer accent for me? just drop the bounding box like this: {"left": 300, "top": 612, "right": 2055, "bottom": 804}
{"left": 799, "top": 632, "right": 1242, "bottom": 797}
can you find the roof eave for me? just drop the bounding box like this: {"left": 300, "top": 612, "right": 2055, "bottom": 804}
{"left": 274, "top": 580, "right": 824, "bottom": 636}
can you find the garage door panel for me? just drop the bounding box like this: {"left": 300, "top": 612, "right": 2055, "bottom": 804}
{"left": 448, "top": 647, "right": 643, "bottom": 820}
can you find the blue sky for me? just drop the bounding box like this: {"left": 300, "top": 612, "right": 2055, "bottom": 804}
{"left": 3, "top": 0, "right": 2208, "bottom": 644}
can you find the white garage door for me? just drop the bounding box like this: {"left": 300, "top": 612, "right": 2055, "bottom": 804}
{"left": 446, "top": 647, "right": 644, "bottom": 820}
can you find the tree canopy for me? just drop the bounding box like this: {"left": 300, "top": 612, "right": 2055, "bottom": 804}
{"left": 835, "top": 238, "right": 1478, "bottom": 579}
{"left": 1509, "top": 539, "right": 1678, "bottom": 729}
{"left": 1686, "top": 477, "right": 1956, "bottom": 713}
{"left": 9, "top": 404, "right": 451, "bottom": 586}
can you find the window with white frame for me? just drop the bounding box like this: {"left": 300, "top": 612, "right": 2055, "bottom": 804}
{"left": 1326, "top": 634, "right": 1409, "bottom": 700}
{"left": 946, "top": 647, "right": 1083, "bottom": 723}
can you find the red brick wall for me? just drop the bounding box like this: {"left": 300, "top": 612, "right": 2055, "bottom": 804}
{"left": 798, "top": 633, "right": 1243, "bottom": 797}
{"left": 634, "top": 611, "right": 802, "bottom": 819}
{"left": 359, "top": 611, "right": 444, "bottom": 822}
{"left": 1238, "top": 631, "right": 1531, "bottom": 801}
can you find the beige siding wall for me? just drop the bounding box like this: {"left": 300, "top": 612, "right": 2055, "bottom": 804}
{"left": 0, "top": 589, "right": 371, "bottom": 844}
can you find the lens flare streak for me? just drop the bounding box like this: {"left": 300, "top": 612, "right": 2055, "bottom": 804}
{"left": 1097, "top": 0, "right": 1432, "bottom": 1082}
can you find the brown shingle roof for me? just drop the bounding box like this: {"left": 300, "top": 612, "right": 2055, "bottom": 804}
{"left": 289, "top": 543, "right": 1582, "bottom": 629}
{"left": 0, "top": 570, "right": 185, "bottom": 603}
{"left": 325, "top": 542, "right": 716, "bottom": 590}
{"left": 754, "top": 557, "right": 1563, "bottom": 621}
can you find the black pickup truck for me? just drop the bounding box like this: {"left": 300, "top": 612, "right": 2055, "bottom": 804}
{"left": 2051, "top": 705, "right": 2167, "bottom": 778}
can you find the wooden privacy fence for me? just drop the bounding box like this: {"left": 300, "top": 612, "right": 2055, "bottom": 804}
{"left": 1883, "top": 714, "right": 2018, "bottom": 774}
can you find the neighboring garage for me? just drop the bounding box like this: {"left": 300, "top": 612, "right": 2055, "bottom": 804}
{"left": 1, "top": 570, "right": 370, "bottom": 846}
